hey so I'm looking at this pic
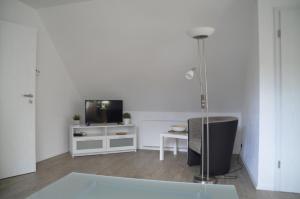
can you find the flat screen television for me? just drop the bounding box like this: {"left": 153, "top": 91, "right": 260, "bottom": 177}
{"left": 85, "top": 100, "right": 123, "bottom": 124}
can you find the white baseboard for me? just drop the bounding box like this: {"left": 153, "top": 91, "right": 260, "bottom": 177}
{"left": 37, "top": 149, "right": 68, "bottom": 162}
{"left": 240, "top": 155, "right": 258, "bottom": 189}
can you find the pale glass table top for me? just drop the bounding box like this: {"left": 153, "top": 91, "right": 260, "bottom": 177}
{"left": 27, "top": 173, "right": 239, "bottom": 199}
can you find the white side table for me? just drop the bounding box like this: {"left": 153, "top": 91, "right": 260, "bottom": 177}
{"left": 159, "top": 132, "right": 188, "bottom": 160}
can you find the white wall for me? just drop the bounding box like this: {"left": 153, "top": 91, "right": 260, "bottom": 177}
{"left": 0, "top": 0, "right": 81, "bottom": 162}
{"left": 240, "top": 0, "right": 260, "bottom": 188}
{"left": 37, "top": 0, "right": 256, "bottom": 113}
{"left": 257, "top": 0, "right": 300, "bottom": 191}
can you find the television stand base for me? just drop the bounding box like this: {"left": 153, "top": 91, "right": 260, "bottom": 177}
{"left": 70, "top": 124, "right": 137, "bottom": 157}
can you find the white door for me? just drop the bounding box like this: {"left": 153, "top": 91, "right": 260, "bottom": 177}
{"left": 278, "top": 8, "right": 300, "bottom": 193}
{"left": 0, "top": 21, "right": 36, "bottom": 179}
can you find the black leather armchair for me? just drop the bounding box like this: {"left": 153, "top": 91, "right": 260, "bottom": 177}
{"left": 187, "top": 117, "right": 238, "bottom": 176}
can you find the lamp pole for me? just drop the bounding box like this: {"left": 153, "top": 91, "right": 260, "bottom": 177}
{"left": 187, "top": 27, "right": 215, "bottom": 184}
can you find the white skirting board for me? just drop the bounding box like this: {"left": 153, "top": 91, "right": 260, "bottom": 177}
{"left": 127, "top": 111, "right": 242, "bottom": 154}
{"left": 240, "top": 155, "right": 258, "bottom": 189}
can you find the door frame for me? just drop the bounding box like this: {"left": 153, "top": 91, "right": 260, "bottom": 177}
{"left": 273, "top": 7, "right": 300, "bottom": 192}
{"left": 273, "top": 7, "right": 282, "bottom": 192}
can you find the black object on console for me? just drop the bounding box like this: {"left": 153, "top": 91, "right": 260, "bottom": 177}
{"left": 85, "top": 100, "right": 123, "bottom": 124}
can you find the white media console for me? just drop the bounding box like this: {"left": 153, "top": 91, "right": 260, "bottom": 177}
{"left": 70, "top": 124, "right": 137, "bottom": 157}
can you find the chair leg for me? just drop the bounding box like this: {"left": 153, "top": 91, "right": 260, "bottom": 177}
{"left": 187, "top": 148, "right": 201, "bottom": 166}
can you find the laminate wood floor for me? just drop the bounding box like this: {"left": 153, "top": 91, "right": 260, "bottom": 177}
{"left": 0, "top": 150, "right": 299, "bottom": 199}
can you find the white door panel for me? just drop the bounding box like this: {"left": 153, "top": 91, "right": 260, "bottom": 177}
{"left": 0, "top": 21, "right": 36, "bottom": 179}
{"left": 279, "top": 8, "right": 300, "bottom": 193}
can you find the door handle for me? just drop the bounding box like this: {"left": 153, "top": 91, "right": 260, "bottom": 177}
{"left": 23, "top": 94, "right": 34, "bottom": 98}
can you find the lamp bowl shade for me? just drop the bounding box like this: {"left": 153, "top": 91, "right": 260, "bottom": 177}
{"left": 187, "top": 27, "right": 215, "bottom": 39}
{"left": 185, "top": 68, "right": 195, "bottom": 80}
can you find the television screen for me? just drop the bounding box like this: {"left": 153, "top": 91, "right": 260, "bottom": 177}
{"left": 85, "top": 100, "right": 123, "bottom": 124}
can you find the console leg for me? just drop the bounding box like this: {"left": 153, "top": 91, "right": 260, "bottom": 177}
{"left": 160, "top": 135, "right": 164, "bottom": 160}
{"left": 174, "top": 139, "right": 178, "bottom": 155}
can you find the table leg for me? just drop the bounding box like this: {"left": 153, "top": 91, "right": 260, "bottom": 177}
{"left": 160, "top": 135, "right": 164, "bottom": 160}
{"left": 174, "top": 138, "right": 178, "bottom": 155}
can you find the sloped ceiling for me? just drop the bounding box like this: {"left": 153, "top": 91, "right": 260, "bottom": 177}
{"left": 35, "top": 0, "right": 257, "bottom": 112}
{"left": 19, "top": 0, "right": 93, "bottom": 9}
